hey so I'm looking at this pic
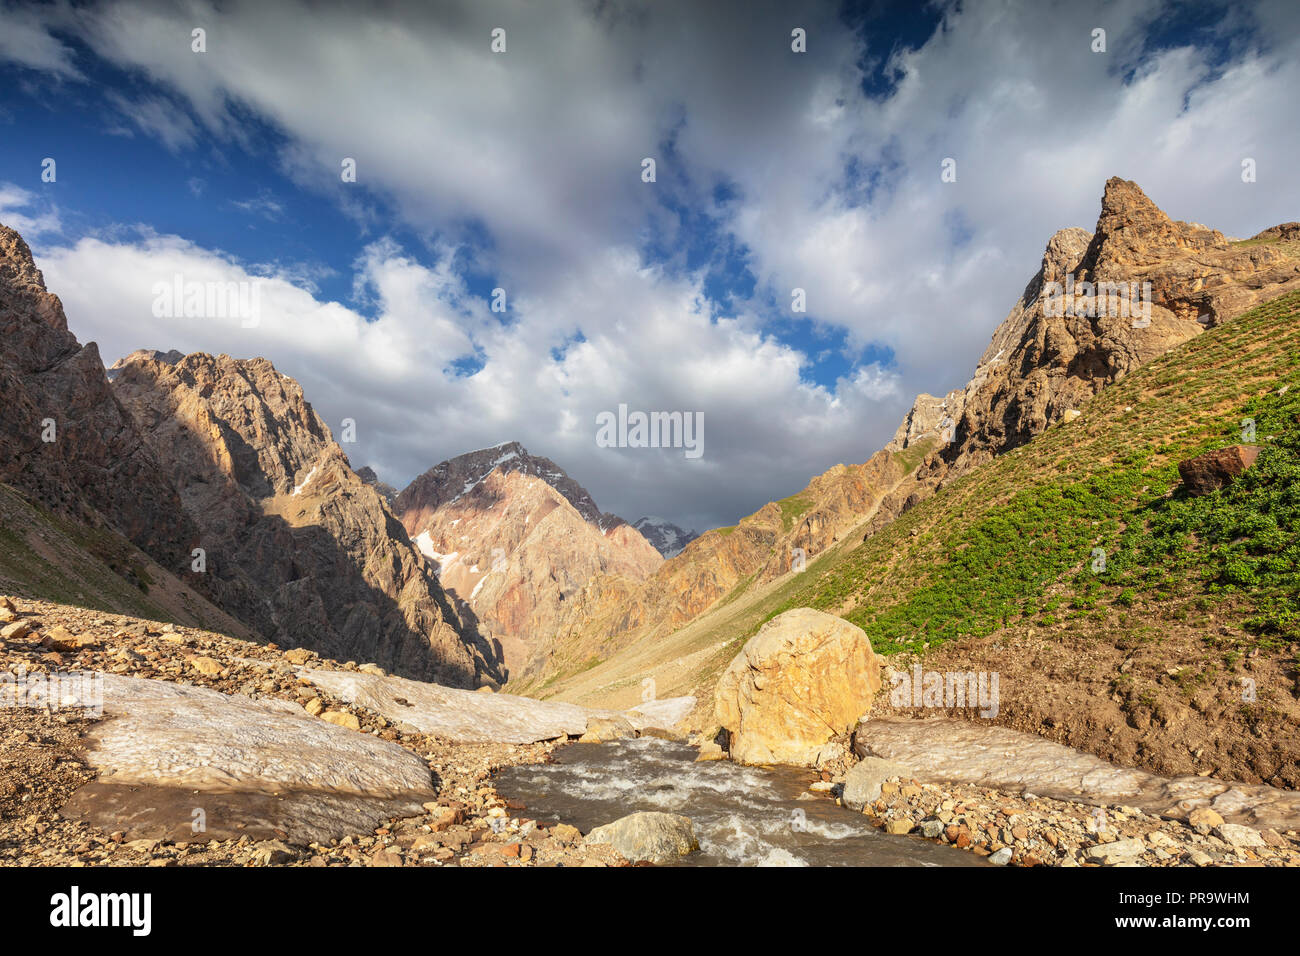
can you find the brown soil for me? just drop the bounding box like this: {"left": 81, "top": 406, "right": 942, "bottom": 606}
{"left": 885, "top": 592, "right": 1300, "bottom": 789}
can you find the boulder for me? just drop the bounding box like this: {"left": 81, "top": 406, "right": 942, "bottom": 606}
{"left": 715, "top": 608, "right": 881, "bottom": 766}
{"left": 1177, "top": 445, "right": 1260, "bottom": 496}
{"left": 843, "top": 757, "right": 910, "bottom": 811}
{"left": 579, "top": 715, "right": 635, "bottom": 743}
{"left": 584, "top": 811, "right": 698, "bottom": 864}
{"left": 1214, "top": 823, "right": 1265, "bottom": 848}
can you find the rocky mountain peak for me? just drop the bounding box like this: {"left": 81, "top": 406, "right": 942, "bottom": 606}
{"left": 396, "top": 440, "right": 623, "bottom": 532}
{"left": 632, "top": 517, "right": 699, "bottom": 559}
{"left": 394, "top": 443, "right": 660, "bottom": 677}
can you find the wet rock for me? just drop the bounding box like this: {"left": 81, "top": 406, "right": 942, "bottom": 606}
{"left": 584, "top": 811, "right": 698, "bottom": 864}
{"left": 843, "top": 757, "right": 909, "bottom": 811}
{"left": 580, "top": 715, "right": 635, "bottom": 743}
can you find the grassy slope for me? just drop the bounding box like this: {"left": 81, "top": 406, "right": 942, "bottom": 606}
{"left": 545, "top": 289, "right": 1300, "bottom": 719}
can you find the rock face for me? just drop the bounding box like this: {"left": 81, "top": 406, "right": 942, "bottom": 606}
{"left": 932, "top": 178, "right": 1300, "bottom": 481}
{"left": 0, "top": 225, "right": 199, "bottom": 574}
{"left": 394, "top": 442, "right": 661, "bottom": 677}
{"left": 61, "top": 675, "right": 436, "bottom": 845}
{"left": 715, "top": 608, "right": 881, "bottom": 767}
{"left": 632, "top": 517, "right": 699, "bottom": 558}
{"left": 355, "top": 465, "right": 398, "bottom": 505}
{"left": 583, "top": 811, "right": 699, "bottom": 864}
{"left": 1178, "top": 445, "right": 1261, "bottom": 496}
{"left": 110, "top": 350, "right": 497, "bottom": 686}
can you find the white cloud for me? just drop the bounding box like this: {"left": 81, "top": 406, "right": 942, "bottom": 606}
{"left": 5, "top": 0, "right": 1300, "bottom": 528}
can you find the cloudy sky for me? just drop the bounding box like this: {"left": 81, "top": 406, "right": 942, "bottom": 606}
{"left": 1, "top": 0, "right": 1297, "bottom": 531}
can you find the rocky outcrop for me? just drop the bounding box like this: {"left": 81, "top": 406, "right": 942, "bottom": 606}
{"left": 394, "top": 443, "right": 662, "bottom": 677}
{"left": 0, "top": 226, "right": 199, "bottom": 575}
{"left": 931, "top": 178, "right": 1300, "bottom": 480}
{"left": 110, "top": 350, "right": 497, "bottom": 686}
{"left": 1178, "top": 445, "right": 1261, "bottom": 496}
{"left": 583, "top": 811, "right": 699, "bottom": 864}
{"left": 715, "top": 608, "right": 881, "bottom": 767}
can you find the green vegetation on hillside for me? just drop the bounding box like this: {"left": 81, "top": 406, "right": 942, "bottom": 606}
{"left": 763, "top": 290, "right": 1300, "bottom": 654}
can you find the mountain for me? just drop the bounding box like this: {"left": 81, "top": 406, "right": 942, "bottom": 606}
{"left": 109, "top": 349, "right": 500, "bottom": 686}
{"left": 526, "top": 179, "right": 1300, "bottom": 751}
{"left": 632, "top": 517, "right": 699, "bottom": 559}
{"left": 393, "top": 442, "right": 661, "bottom": 677}
{"left": 0, "top": 226, "right": 200, "bottom": 575}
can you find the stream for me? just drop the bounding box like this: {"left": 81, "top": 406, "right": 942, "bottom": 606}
{"left": 494, "top": 736, "right": 985, "bottom": 866}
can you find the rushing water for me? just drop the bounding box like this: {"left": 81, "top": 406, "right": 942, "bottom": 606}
{"left": 494, "top": 737, "right": 985, "bottom": 866}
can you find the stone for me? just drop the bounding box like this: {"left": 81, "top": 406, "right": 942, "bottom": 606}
{"left": 1086, "top": 839, "right": 1146, "bottom": 864}
{"left": 1178, "top": 445, "right": 1261, "bottom": 496}
{"left": 249, "top": 840, "right": 295, "bottom": 866}
{"left": 919, "top": 819, "right": 945, "bottom": 839}
{"left": 715, "top": 608, "right": 881, "bottom": 767}
{"left": 426, "top": 805, "right": 463, "bottom": 832}
{"left": 1214, "top": 824, "right": 1265, "bottom": 848}
{"left": 1188, "top": 807, "right": 1225, "bottom": 829}
{"left": 189, "top": 656, "right": 223, "bottom": 676}
{"left": 321, "top": 711, "right": 361, "bottom": 732}
{"left": 695, "top": 741, "right": 726, "bottom": 761}
{"left": 579, "top": 715, "right": 636, "bottom": 743}
{"left": 584, "top": 811, "right": 698, "bottom": 865}
{"left": 1, "top": 620, "right": 32, "bottom": 641}
{"left": 283, "top": 648, "right": 314, "bottom": 665}
{"left": 842, "top": 757, "right": 909, "bottom": 811}
{"left": 884, "top": 819, "right": 914, "bottom": 835}
{"left": 989, "top": 847, "right": 1013, "bottom": 865}
{"left": 303, "top": 698, "right": 324, "bottom": 717}
{"left": 358, "top": 663, "right": 386, "bottom": 677}
{"left": 549, "top": 823, "right": 582, "bottom": 844}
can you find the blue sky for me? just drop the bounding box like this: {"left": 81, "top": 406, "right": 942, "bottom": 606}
{"left": 1, "top": 0, "right": 1297, "bottom": 531}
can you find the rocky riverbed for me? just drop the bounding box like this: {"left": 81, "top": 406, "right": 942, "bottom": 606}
{"left": 4, "top": 594, "right": 1298, "bottom": 867}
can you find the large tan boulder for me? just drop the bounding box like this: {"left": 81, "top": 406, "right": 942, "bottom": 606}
{"left": 715, "top": 608, "right": 881, "bottom": 766}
